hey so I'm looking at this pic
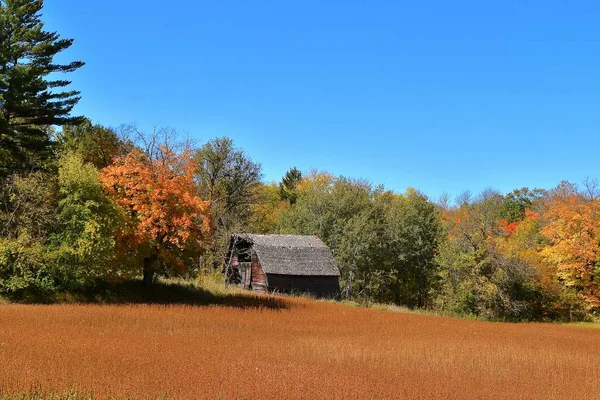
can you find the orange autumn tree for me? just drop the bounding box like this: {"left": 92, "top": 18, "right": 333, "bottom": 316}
{"left": 540, "top": 181, "right": 600, "bottom": 309}
{"left": 100, "top": 146, "right": 211, "bottom": 287}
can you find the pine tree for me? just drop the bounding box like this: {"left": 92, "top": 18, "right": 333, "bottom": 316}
{"left": 0, "top": 0, "right": 84, "bottom": 172}
{"left": 279, "top": 167, "right": 302, "bottom": 204}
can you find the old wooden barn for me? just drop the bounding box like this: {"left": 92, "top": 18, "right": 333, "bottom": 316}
{"left": 225, "top": 234, "right": 340, "bottom": 297}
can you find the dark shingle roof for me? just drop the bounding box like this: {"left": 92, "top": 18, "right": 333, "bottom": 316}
{"left": 231, "top": 234, "right": 340, "bottom": 277}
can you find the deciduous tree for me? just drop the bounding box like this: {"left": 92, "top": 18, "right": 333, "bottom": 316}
{"left": 58, "top": 119, "right": 131, "bottom": 169}
{"left": 540, "top": 181, "right": 600, "bottom": 309}
{"left": 101, "top": 146, "right": 211, "bottom": 287}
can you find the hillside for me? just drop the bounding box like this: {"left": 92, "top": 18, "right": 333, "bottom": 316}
{"left": 1, "top": 293, "right": 599, "bottom": 399}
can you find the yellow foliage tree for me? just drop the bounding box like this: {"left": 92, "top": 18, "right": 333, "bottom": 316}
{"left": 540, "top": 189, "right": 600, "bottom": 308}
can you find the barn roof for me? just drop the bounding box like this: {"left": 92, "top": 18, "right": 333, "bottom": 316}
{"left": 230, "top": 234, "right": 340, "bottom": 277}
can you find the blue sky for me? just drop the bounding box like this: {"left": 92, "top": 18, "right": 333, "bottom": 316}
{"left": 44, "top": 1, "right": 600, "bottom": 200}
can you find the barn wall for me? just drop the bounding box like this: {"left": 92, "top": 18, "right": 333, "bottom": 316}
{"left": 238, "top": 262, "right": 251, "bottom": 289}
{"left": 226, "top": 255, "right": 246, "bottom": 288}
{"left": 266, "top": 274, "right": 340, "bottom": 297}
{"left": 250, "top": 249, "right": 268, "bottom": 292}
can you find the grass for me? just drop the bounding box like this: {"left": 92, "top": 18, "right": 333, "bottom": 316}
{"left": 564, "top": 321, "right": 600, "bottom": 329}
{"left": 0, "top": 390, "right": 92, "bottom": 400}
{"left": 1, "top": 281, "right": 600, "bottom": 399}
{"left": 0, "top": 277, "right": 289, "bottom": 310}
{"left": 0, "top": 389, "right": 169, "bottom": 400}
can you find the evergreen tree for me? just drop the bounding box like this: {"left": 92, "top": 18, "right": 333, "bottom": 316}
{"left": 0, "top": 0, "right": 84, "bottom": 173}
{"left": 279, "top": 167, "right": 302, "bottom": 204}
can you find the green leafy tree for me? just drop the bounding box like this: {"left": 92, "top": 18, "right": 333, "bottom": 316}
{"left": 0, "top": 170, "right": 56, "bottom": 297}
{"left": 50, "top": 151, "right": 130, "bottom": 288}
{"left": 501, "top": 187, "right": 546, "bottom": 223}
{"left": 248, "top": 182, "right": 287, "bottom": 234}
{"left": 58, "top": 119, "right": 131, "bottom": 169}
{"left": 194, "top": 137, "right": 261, "bottom": 232}
{"left": 276, "top": 174, "right": 378, "bottom": 298}
{"left": 434, "top": 189, "right": 545, "bottom": 320}
{"left": 381, "top": 189, "right": 442, "bottom": 307}
{"left": 0, "top": 0, "right": 84, "bottom": 173}
{"left": 0, "top": 169, "right": 56, "bottom": 239}
{"left": 0, "top": 152, "right": 130, "bottom": 297}
{"left": 276, "top": 174, "right": 442, "bottom": 307}
{"left": 194, "top": 137, "right": 261, "bottom": 270}
{"left": 336, "top": 196, "right": 387, "bottom": 301}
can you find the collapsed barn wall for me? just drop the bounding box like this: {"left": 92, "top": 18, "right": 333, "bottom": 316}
{"left": 225, "top": 237, "right": 253, "bottom": 289}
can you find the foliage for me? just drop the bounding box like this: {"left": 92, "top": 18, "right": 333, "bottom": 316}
{"left": 58, "top": 119, "right": 131, "bottom": 169}
{"left": 0, "top": 171, "right": 56, "bottom": 297}
{"left": 0, "top": 0, "right": 84, "bottom": 173}
{"left": 432, "top": 183, "right": 598, "bottom": 322}
{"left": 50, "top": 152, "right": 131, "bottom": 288}
{"left": 0, "top": 153, "right": 131, "bottom": 297}
{"left": 1, "top": 0, "right": 600, "bottom": 327}
{"left": 0, "top": 2, "right": 595, "bottom": 319}
{"left": 0, "top": 171, "right": 56, "bottom": 239}
{"left": 501, "top": 187, "right": 546, "bottom": 223}
{"left": 275, "top": 174, "right": 442, "bottom": 307}
{"left": 540, "top": 182, "right": 600, "bottom": 309}
{"left": 380, "top": 189, "right": 441, "bottom": 307}
{"left": 2, "top": 116, "right": 600, "bottom": 322}
{"left": 433, "top": 190, "right": 544, "bottom": 321}
{"left": 101, "top": 147, "right": 211, "bottom": 286}
{"left": 193, "top": 136, "right": 261, "bottom": 268}
{"left": 279, "top": 166, "right": 302, "bottom": 204}
{"left": 0, "top": 233, "right": 54, "bottom": 297}
{"left": 248, "top": 182, "right": 288, "bottom": 234}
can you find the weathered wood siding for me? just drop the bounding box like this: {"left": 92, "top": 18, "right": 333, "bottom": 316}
{"left": 266, "top": 274, "right": 340, "bottom": 297}
{"left": 238, "top": 262, "right": 251, "bottom": 289}
{"left": 227, "top": 255, "right": 249, "bottom": 289}
{"left": 250, "top": 250, "right": 268, "bottom": 292}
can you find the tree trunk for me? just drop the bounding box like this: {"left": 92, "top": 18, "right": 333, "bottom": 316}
{"left": 343, "top": 266, "right": 354, "bottom": 299}
{"left": 395, "top": 271, "right": 402, "bottom": 305}
{"left": 143, "top": 255, "right": 156, "bottom": 288}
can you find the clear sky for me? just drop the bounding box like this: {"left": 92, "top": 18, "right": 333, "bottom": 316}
{"left": 43, "top": 1, "right": 600, "bottom": 200}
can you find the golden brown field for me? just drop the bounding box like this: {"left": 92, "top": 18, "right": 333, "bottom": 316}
{"left": 1, "top": 294, "right": 600, "bottom": 400}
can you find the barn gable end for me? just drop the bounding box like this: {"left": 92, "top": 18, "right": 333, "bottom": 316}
{"left": 250, "top": 249, "right": 267, "bottom": 292}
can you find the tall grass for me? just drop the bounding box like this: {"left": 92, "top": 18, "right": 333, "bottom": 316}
{"left": 0, "top": 389, "right": 91, "bottom": 399}
{"left": 0, "top": 389, "right": 168, "bottom": 400}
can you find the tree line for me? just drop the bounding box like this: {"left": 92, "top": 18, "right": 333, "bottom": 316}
{"left": 0, "top": 0, "right": 598, "bottom": 322}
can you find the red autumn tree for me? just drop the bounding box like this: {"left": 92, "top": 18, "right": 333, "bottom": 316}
{"left": 100, "top": 145, "right": 211, "bottom": 286}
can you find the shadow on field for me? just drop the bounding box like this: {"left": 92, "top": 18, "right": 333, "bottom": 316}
{"left": 4, "top": 279, "right": 293, "bottom": 310}
{"left": 84, "top": 279, "right": 293, "bottom": 310}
